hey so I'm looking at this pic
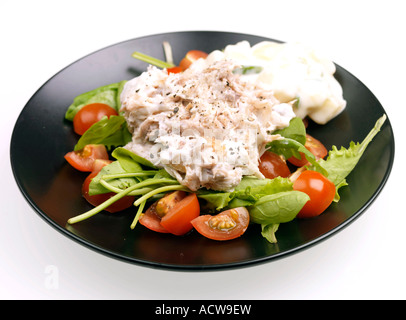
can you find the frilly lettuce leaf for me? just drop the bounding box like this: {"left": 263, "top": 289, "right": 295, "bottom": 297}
{"left": 308, "top": 114, "right": 387, "bottom": 201}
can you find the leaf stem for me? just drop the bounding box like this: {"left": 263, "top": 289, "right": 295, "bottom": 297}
{"left": 131, "top": 51, "right": 175, "bottom": 69}
{"left": 67, "top": 178, "right": 182, "bottom": 225}
{"left": 99, "top": 179, "right": 152, "bottom": 195}
{"left": 130, "top": 200, "right": 146, "bottom": 230}
{"left": 101, "top": 171, "right": 157, "bottom": 180}
{"left": 133, "top": 185, "right": 190, "bottom": 207}
{"left": 67, "top": 182, "right": 141, "bottom": 225}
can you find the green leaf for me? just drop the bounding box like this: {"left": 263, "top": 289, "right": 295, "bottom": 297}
{"left": 308, "top": 114, "right": 387, "bottom": 200}
{"left": 89, "top": 161, "right": 138, "bottom": 195}
{"left": 230, "top": 176, "right": 293, "bottom": 207}
{"left": 272, "top": 117, "right": 306, "bottom": 145}
{"left": 261, "top": 223, "right": 280, "bottom": 243}
{"left": 112, "top": 147, "right": 157, "bottom": 170}
{"left": 196, "top": 176, "right": 293, "bottom": 212}
{"left": 197, "top": 191, "right": 233, "bottom": 211}
{"left": 74, "top": 115, "right": 132, "bottom": 151}
{"left": 248, "top": 191, "right": 310, "bottom": 225}
{"left": 65, "top": 82, "right": 126, "bottom": 121}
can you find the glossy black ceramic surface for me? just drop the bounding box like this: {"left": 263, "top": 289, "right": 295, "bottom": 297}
{"left": 10, "top": 31, "right": 394, "bottom": 270}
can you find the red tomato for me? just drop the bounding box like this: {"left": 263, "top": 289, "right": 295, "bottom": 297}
{"left": 139, "top": 202, "right": 170, "bottom": 234}
{"left": 92, "top": 159, "right": 113, "bottom": 172}
{"left": 82, "top": 171, "right": 135, "bottom": 213}
{"left": 191, "top": 207, "right": 250, "bottom": 241}
{"left": 258, "top": 151, "right": 291, "bottom": 179}
{"left": 288, "top": 134, "right": 328, "bottom": 167}
{"left": 140, "top": 192, "right": 200, "bottom": 236}
{"left": 293, "top": 170, "right": 336, "bottom": 218}
{"left": 179, "top": 50, "right": 208, "bottom": 71}
{"left": 73, "top": 103, "right": 118, "bottom": 135}
{"left": 160, "top": 193, "right": 200, "bottom": 235}
{"left": 64, "top": 144, "right": 109, "bottom": 172}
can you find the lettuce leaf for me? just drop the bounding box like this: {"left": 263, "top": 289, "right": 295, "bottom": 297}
{"left": 308, "top": 114, "right": 387, "bottom": 200}
{"left": 261, "top": 223, "right": 279, "bottom": 243}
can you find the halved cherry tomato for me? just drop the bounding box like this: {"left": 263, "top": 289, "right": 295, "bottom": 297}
{"left": 140, "top": 192, "right": 200, "bottom": 236}
{"left": 82, "top": 171, "right": 135, "bottom": 213}
{"left": 288, "top": 134, "right": 328, "bottom": 167}
{"left": 160, "top": 193, "right": 200, "bottom": 235}
{"left": 191, "top": 207, "right": 250, "bottom": 241}
{"left": 155, "top": 191, "right": 187, "bottom": 217}
{"left": 139, "top": 202, "right": 170, "bottom": 234}
{"left": 92, "top": 158, "right": 113, "bottom": 172}
{"left": 73, "top": 103, "right": 118, "bottom": 135}
{"left": 293, "top": 170, "right": 336, "bottom": 218}
{"left": 179, "top": 50, "right": 208, "bottom": 71}
{"left": 258, "top": 151, "right": 291, "bottom": 179}
{"left": 64, "top": 144, "right": 109, "bottom": 172}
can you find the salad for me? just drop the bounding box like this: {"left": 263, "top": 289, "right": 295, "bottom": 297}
{"left": 63, "top": 40, "right": 386, "bottom": 243}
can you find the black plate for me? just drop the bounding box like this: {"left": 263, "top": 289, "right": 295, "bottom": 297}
{"left": 10, "top": 31, "right": 395, "bottom": 271}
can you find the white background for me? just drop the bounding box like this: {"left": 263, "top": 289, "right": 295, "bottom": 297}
{"left": 1, "top": 0, "right": 404, "bottom": 300}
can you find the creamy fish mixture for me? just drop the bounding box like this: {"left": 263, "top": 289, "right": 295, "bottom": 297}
{"left": 120, "top": 41, "right": 346, "bottom": 192}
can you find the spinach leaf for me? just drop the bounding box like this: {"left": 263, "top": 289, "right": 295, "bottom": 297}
{"left": 89, "top": 161, "right": 139, "bottom": 195}
{"left": 65, "top": 80, "right": 127, "bottom": 121}
{"left": 112, "top": 147, "right": 157, "bottom": 170}
{"left": 267, "top": 138, "right": 321, "bottom": 169}
{"left": 74, "top": 115, "right": 132, "bottom": 151}
{"left": 196, "top": 176, "right": 292, "bottom": 212}
{"left": 248, "top": 191, "right": 310, "bottom": 225}
{"left": 265, "top": 117, "right": 327, "bottom": 173}
{"left": 272, "top": 117, "right": 306, "bottom": 145}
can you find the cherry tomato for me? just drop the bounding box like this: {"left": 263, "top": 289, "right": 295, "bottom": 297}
{"left": 73, "top": 103, "right": 118, "bottom": 135}
{"left": 179, "top": 50, "right": 208, "bottom": 71}
{"left": 191, "top": 207, "right": 250, "bottom": 241}
{"left": 160, "top": 193, "right": 200, "bottom": 235}
{"left": 140, "top": 192, "right": 200, "bottom": 236}
{"left": 82, "top": 171, "right": 135, "bottom": 213}
{"left": 293, "top": 170, "right": 336, "bottom": 218}
{"left": 139, "top": 202, "right": 170, "bottom": 234}
{"left": 92, "top": 159, "right": 113, "bottom": 172}
{"left": 258, "top": 151, "right": 291, "bottom": 179}
{"left": 288, "top": 134, "right": 328, "bottom": 167}
{"left": 64, "top": 144, "right": 109, "bottom": 172}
